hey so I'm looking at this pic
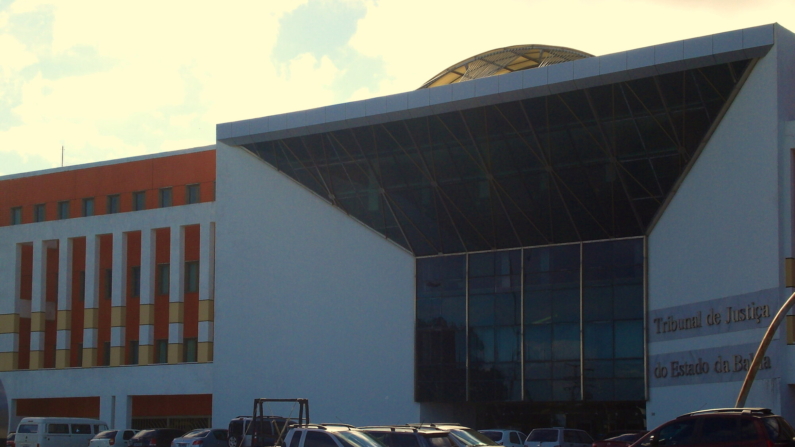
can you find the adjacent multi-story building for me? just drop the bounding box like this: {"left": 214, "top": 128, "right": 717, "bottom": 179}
{"left": 1, "top": 22, "right": 795, "bottom": 437}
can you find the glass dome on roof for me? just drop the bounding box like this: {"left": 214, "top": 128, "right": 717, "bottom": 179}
{"left": 418, "top": 44, "right": 593, "bottom": 89}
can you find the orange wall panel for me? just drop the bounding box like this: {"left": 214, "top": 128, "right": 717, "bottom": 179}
{"left": 16, "top": 397, "right": 100, "bottom": 418}
{"left": 98, "top": 235, "right": 112, "bottom": 366}
{"left": 131, "top": 394, "right": 211, "bottom": 417}
{"left": 126, "top": 231, "right": 142, "bottom": 363}
{"left": 0, "top": 150, "right": 215, "bottom": 226}
{"left": 70, "top": 238, "right": 86, "bottom": 367}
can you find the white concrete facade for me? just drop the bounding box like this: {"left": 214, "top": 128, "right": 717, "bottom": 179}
{"left": 646, "top": 25, "right": 795, "bottom": 427}
{"left": 211, "top": 143, "right": 418, "bottom": 426}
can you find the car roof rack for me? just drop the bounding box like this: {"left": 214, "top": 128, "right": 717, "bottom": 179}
{"left": 293, "top": 424, "right": 353, "bottom": 431}
{"left": 363, "top": 425, "right": 451, "bottom": 433}
{"left": 677, "top": 408, "right": 773, "bottom": 418}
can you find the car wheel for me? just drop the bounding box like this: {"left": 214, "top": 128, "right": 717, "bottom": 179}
{"left": 228, "top": 436, "right": 239, "bottom": 447}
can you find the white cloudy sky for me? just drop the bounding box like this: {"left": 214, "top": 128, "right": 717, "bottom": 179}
{"left": 0, "top": 0, "right": 793, "bottom": 176}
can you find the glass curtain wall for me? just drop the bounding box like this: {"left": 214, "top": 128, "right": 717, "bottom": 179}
{"left": 416, "top": 237, "right": 644, "bottom": 403}
{"left": 416, "top": 255, "right": 467, "bottom": 401}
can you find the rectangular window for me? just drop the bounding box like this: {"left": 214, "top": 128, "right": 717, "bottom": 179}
{"left": 133, "top": 191, "right": 146, "bottom": 211}
{"left": 71, "top": 425, "right": 91, "bottom": 434}
{"left": 184, "top": 338, "right": 197, "bottom": 362}
{"left": 159, "top": 188, "right": 172, "bottom": 208}
{"left": 128, "top": 340, "right": 139, "bottom": 365}
{"left": 107, "top": 194, "right": 120, "bottom": 214}
{"left": 57, "top": 201, "right": 70, "bottom": 220}
{"left": 105, "top": 269, "right": 113, "bottom": 300}
{"left": 33, "top": 204, "right": 46, "bottom": 222}
{"left": 185, "top": 261, "right": 199, "bottom": 293}
{"left": 10, "top": 207, "right": 22, "bottom": 225}
{"left": 83, "top": 198, "right": 94, "bottom": 217}
{"left": 157, "top": 264, "right": 170, "bottom": 295}
{"left": 130, "top": 266, "right": 141, "bottom": 298}
{"left": 186, "top": 184, "right": 200, "bottom": 204}
{"left": 103, "top": 341, "right": 111, "bottom": 366}
{"left": 79, "top": 271, "right": 86, "bottom": 301}
{"left": 48, "top": 424, "right": 69, "bottom": 434}
{"left": 156, "top": 339, "right": 168, "bottom": 364}
{"left": 77, "top": 343, "right": 83, "bottom": 366}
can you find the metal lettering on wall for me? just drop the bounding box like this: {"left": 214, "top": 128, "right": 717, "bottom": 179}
{"left": 648, "top": 288, "right": 778, "bottom": 342}
{"left": 649, "top": 342, "right": 777, "bottom": 387}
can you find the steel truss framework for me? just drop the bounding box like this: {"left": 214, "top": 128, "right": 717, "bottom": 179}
{"left": 244, "top": 59, "right": 752, "bottom": 257}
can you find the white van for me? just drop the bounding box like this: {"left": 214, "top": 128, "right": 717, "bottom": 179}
{"left": 15, "top": 417, "right": 109, "bottom": 447}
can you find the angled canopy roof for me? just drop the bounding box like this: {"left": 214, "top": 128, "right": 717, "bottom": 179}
{"left": 218, "top": 25, "right": 776, "bottom": 256}
{"left": 418, "top": 45, "right": 593, "bottom": 89}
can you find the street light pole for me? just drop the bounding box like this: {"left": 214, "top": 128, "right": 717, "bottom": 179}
{"left": 735, "top": 290, "right": 795, "bottom": 407}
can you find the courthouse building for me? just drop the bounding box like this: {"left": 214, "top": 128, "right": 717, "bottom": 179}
{"left": 1, "top": 23, "right": 795, "bottom": 436}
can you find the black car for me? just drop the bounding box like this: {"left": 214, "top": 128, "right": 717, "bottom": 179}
{"left": 130, "top": 429, "right": 186, "bottom": 447}
{"left": 632, "top": 408, "right": 795, "bottom": 447}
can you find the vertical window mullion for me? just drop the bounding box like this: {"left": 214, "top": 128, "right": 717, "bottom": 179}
{"left": 643, "top": 236, "right": 649, "bottom": 401}
{"left": 520, "top": 248, "right": 525, "bottom": 400}
{"left": 465, "top": 253, "right": 470, "bottom": 402}
{"left": 579, "top": 242, "right": 585, "bottom": 401}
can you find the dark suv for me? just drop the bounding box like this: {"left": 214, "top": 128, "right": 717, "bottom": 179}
{"left": 358, "top": 426, "right": 454, "bottom": 447}
{"left": 632, "top": 408, "right": 795, "bottom": 447}
{"left": 129, "top": 429, "right": 186, "bottom": 447}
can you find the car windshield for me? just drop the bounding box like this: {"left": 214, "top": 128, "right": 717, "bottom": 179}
{"left": 449, "top": 430, "right": 497, "bottom": 446}
{"left": 425, "top": 436, "right": 452, "bottom": 447}
{"left": 17, "top": 425, "right": 38, "bottom": 434}
{"left": 479, "top": 433, "right": 501, "bottom": 442}
{"left": 132, "top": 431, "right": 155, "bottom": 439}
{"left": 184, "top": 430, "right": 209, "bottom": 439}
{"left": 96, "top": 431, "right": 118, "bottom": 439}
{"left": 336, "top": 431, "right": 385, "bottom": 447}
{"left": 526, "top": 430, "right": 557, "bottom": 442}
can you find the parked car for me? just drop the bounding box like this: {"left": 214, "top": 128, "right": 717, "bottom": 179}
{"left": 14, "top": 417, "right": 108, "bottom": 447}
{"left": 591, "top": 432, "right": 646, "bottom": 447}
{"left": 631, "top": 407, "right": 795, "bottom": 447}
{"left": 6, "top": 433, "right": 15, "bottom": 447}
{"left": 283, "top": 424, "right": 383, "bottom": 447}
{"left": 171, "top": 429, "right": 228, "bottom": 447}
{"left": 407, "top": 424, "right": 498, "bottom": 447}
{"left": 90, "top": 430, "right": 140, "bottom": 447}
{"left": 359, "top": 425, "right": 453, "bottom": 447}
{"left": 228, "top": 416, "right": 294, "bottom": 447}
{"left": 479, "top": 430, "right": 526, "bottom": 447}
{"left": 129, "top": 429, "right": 186, "bottom": 447}
{"left": 524, "top": 428, "right": 592, "bottom": 447}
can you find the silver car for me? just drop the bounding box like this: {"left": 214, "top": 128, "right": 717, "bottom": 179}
{"left": 524, "top": 428, "right": 592, "bottom": 447}
{"left": 171, "top": 429, "right": 228, "bottom": 447}
{"left": 90, "top": 430, "right": 139, "bottom": 447}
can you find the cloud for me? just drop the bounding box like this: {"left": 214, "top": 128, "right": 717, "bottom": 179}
{"left": 1, "top": 0, "right": 795, "bottom": 177}
{"left": 272, "top": 0, "right": 388, "bottom": 102}
{"left": 349, "top": 0, "right": 795, "bottom": 96}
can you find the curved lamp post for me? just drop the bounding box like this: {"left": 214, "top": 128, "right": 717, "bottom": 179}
{"left": 735, "top": 290, "right": 795, "bottom": 407}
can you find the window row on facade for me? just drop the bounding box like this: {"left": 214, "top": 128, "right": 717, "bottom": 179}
{"left": 0, "top": 222, "right": 215, "bottom": 372}
{"left": 415, "top": 237, "right": 645, "bottom": 403}
{"left": 8, "top": 183, "right": 211, "bottom": 226}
